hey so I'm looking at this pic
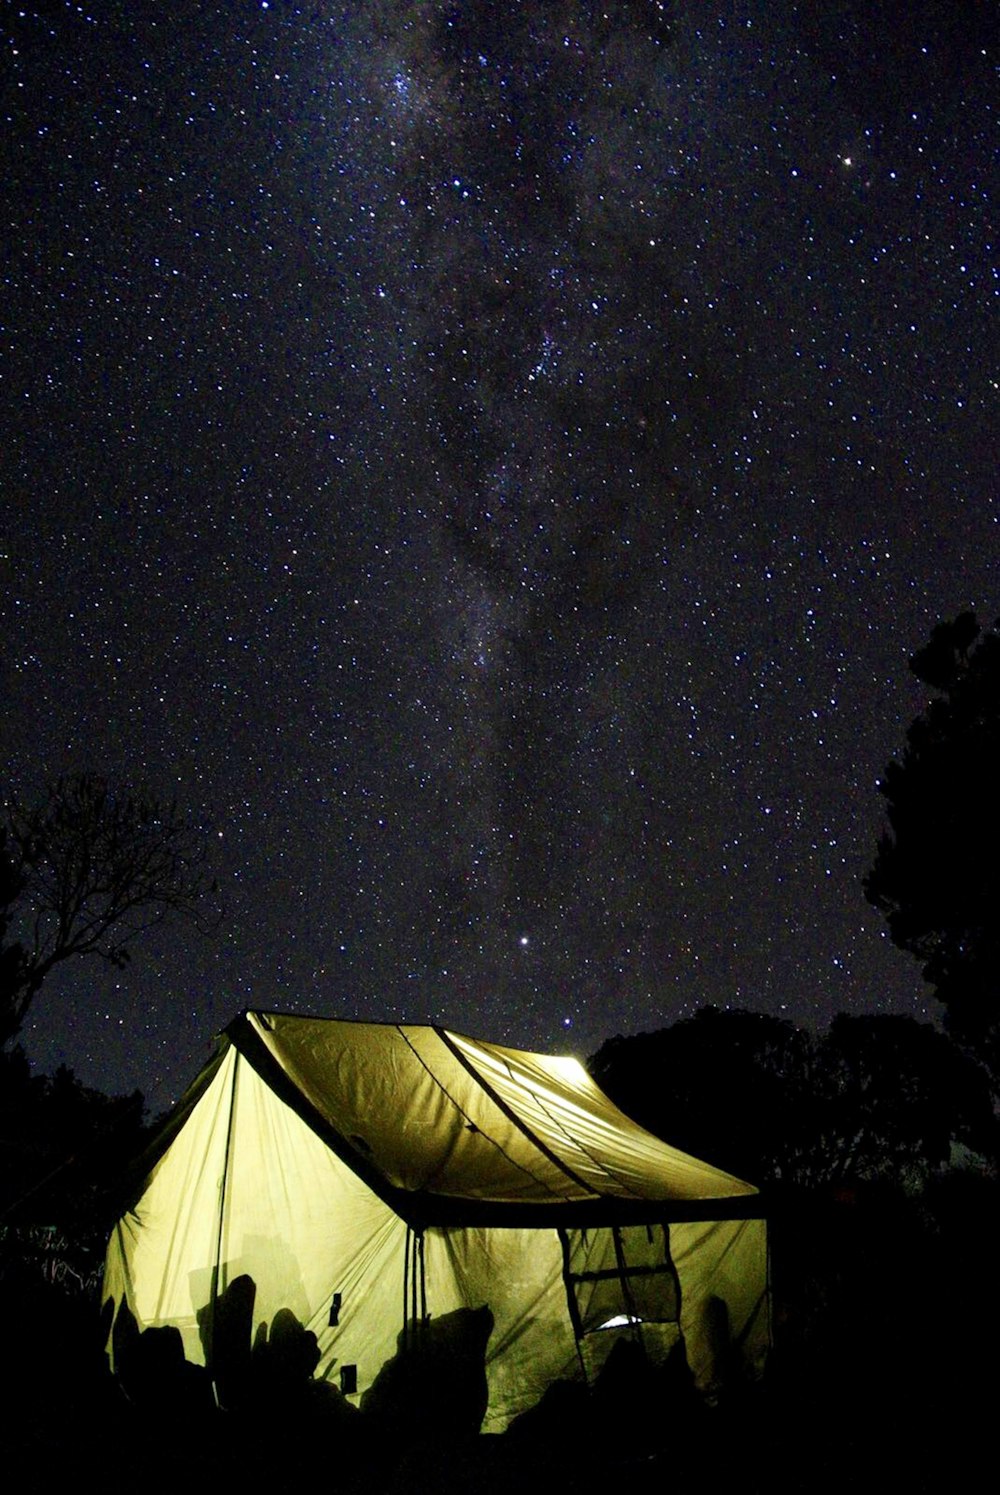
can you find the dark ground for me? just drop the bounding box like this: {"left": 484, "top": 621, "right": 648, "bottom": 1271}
{"left": 3, "top": 1176, "right": 995, "bottom": 1493}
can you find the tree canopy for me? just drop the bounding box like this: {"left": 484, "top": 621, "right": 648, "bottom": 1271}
{"left": 1, "top": 774, "right": 218, "bottom": 1048}
{"left": 865, "top": 612, "right": 1000, "bottom": 1072}
{"left": 0, "top": 1046, "right": 146, "bottom": 1266}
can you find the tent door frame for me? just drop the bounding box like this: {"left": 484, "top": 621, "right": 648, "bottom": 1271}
{"left": 559, "top": 1221, "right": 683, "bottom": 1374}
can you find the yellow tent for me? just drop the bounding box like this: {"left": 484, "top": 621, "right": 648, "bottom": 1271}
{"left": 104, "top": 1012, "right": 769, "bottom": 1430}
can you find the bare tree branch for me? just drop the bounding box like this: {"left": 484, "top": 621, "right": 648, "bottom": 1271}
{"left": 1, "top": 775, "right": 220, "bottom": 1048}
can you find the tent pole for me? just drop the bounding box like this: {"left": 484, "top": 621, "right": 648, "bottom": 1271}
{"left": 410, "top": 1229, "right": 417, "bottom": 1334}
{"left": 402, "top": 1225, "right": 426, "bottom": 1347}
{"left": 403, "top": 1226, "right": 411, "bottom": 1345}
{"left": 612, "top": 1224, "right": 644, "bottom": 1350}
{"left": 208, "top": 1049, "right": 239, "bottom": 1407}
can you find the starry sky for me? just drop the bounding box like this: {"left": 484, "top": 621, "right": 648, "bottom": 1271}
{"left": 3, "top": 1, "right": 997, "bottom": 1109}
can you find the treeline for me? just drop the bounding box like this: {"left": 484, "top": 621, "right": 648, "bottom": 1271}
{"left": 0, "top": 1048, "right": 146, "bottom": 1293}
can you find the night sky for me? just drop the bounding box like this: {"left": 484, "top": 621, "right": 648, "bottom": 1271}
{"left": 3, "top": 1, "right": 997, "bottom": 1109}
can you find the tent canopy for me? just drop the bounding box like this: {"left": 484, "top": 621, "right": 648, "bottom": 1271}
{"left": 232, "top": 1011, "right": 760, "bottom": 1221}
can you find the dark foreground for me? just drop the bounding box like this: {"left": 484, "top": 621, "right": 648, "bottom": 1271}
{"left": 5, "top": 1179, "right": 996, "bottom": 1493}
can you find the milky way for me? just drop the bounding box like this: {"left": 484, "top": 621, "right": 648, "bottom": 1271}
{"left": 3, "top": 2, "right": 997, "bottom": 1106}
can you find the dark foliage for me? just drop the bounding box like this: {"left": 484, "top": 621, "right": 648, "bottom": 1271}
{"left": 0, "top": 1047, "right": 147, "bottom": 1290}
{"left": 818, "top": 1010, "right": 994, "bottom": 1180}
{"left": 866, "top": 612, "right": 1000, "bottom": 1073}
{"left": 1, "top": 774, "right": 218, "bottom": 1048}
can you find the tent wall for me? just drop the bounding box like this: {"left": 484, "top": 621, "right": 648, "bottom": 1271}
{"left": 411, "top": 1218, "right": 768, "bottom": 1429}
{"left": 105, "top": 1047, "right": 410, "bottom": 1393}
{"left": 423, "top": 1225, "right": 580, "bottom": 1431}
{"left": 673, "top": 1217, "right": 770, "bottom": 1397}
{"left": 105, "top": 1044, "right": 239, "bottom": 1364}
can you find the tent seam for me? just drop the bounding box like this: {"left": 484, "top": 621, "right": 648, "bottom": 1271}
{"left": 397, "top": 1027, "right": 570, "bottom": 1201}
{"left": 494, "top": 1052, "right": 648, "bottom": 1201}
{"left": 436, "top": 1028, "right": 602, "bottom": 1198}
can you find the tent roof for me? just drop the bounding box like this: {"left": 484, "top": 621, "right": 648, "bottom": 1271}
{"left": 220, "top": 1012, "right": 759, "bottom": 1226}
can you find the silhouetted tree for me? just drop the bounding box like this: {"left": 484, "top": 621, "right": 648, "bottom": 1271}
{"left": 816, "top": 1013, "right": 994, "bottom": 1186}
{"left": 0, "top": 1046, "right": 146, "bottom": 1289}
{"left": 1, "top": 774, "right": 217, "bottom": 1048}
{"left": 865, "top": 612, "right": 1000, "bottom": 1073}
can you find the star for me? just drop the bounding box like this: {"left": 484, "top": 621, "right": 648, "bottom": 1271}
{"left": 3, "top": 1, "right": 993, "bottom": 1105}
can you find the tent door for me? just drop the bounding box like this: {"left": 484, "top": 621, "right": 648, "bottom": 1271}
{"left": 560, "top": 1223, "right": 681, "bottom": 1378}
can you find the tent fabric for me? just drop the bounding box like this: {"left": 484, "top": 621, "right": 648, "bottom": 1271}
{"left": 104, "top": 1011, "right": 769, "bottom": 1430}
{"left": 239, "top": 1012, "right": 756, "bottom": 1211}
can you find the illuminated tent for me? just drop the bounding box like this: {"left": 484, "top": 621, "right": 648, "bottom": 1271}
{"left": 104, "top": 1012, "right": 769, "bottom": 1431}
